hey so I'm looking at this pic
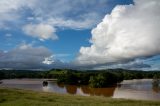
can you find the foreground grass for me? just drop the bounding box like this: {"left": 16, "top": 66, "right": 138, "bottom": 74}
{"left": 0, "top": 88, "right": 160, "bottom": 106}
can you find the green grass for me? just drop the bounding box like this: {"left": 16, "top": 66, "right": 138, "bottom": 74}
{"left": 0, "top": 88, "right": 160, "bottom": 106}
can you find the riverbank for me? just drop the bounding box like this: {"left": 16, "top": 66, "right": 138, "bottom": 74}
{"left": 0, "top": 88, "right": 160, "bottom": 106}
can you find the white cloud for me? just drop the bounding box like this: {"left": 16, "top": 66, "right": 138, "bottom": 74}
{"left": 23, "top": 23, "right": 58, "bottom": 41}
{"left": 0, "top": 0, "right": 36, "bottom": 29}
{"left": 42, "top": 55, "right": 54, "bottom": 65}
{"left": 0, "top": 0, "right": 109, "bottom": 37}
{"left": 77, "top": 0, "right": 160, "bottom": 65}
{"left": 46, "top": 14, "right": 99, "bottom": 30}
{"left": 0, "top": 0, "right": 34, "bottom": 13}
{"left": 24, "top": 0, "right": 106, "bottom": 32}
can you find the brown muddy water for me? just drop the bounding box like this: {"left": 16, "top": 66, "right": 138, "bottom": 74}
{"left": 0, "top": 79, "right": 160, "bottom": 101}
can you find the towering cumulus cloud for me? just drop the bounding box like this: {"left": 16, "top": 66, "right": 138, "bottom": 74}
{"left": 77, "top": 0, "right": 160, "bottom": 65}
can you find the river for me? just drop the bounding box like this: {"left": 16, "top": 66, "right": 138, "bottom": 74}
{"left": 0, "top": 79, "right": 160, "bottom": 101}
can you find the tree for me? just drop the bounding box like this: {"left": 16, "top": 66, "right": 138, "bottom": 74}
{"left": 0, "top": 71, "right": 5, "bottom": 80}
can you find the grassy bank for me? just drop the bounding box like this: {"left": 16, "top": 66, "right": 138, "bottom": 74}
{"left": 0, "top": 88, "right": 160, "bottom": 106}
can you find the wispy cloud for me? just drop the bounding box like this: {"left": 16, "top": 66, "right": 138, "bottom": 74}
{"left": 5, "top": 33, "right": 12, "bottom": 37}
{"left": 0, "top": 0, "right": 109, "bottom": 40}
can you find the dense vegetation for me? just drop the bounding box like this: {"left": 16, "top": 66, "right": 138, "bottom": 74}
{"left": 0, "top": 88, "right": 160, "bottom": 106}
{"left": 0, "top": 69, "right": 160, "bottom": 88}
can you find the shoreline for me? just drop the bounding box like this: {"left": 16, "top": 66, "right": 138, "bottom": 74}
{"left": 0, "top": 87, "right": 160, "bottom": 106}
{"left": 0, "top": 79, "right": 160, "bottom": 101}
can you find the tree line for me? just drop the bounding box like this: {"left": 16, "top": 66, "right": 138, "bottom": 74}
{"left": 0, "top": 69, "right": 160, "bottom": 88}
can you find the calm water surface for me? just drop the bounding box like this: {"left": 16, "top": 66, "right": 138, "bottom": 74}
{"left": 0, "top": 79, "right": 160, "bottom": 101}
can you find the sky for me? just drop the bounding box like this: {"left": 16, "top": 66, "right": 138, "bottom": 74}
{"left": 0, "top": 0, "right": 160, "bottom": 70}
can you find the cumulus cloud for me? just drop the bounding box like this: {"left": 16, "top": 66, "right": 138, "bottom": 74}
{"left": 77, "top": 0, "right": 160, "bottom": 66}
{"left": 0, "top": 43, "right": 54, "bottom": 69}
{"left": 23, "top": 23, "right": 58, "bottom": 41}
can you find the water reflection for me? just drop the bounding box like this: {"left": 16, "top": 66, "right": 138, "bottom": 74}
{"left": 81, "top": 86, "right": 115, "bottom": 97}
{"left": 48, "top": 82, "right": 116, "bottom": 97}
{"left": 57, "top": 83, "right": 65, "bottom": 88}
{"left": 42, "top": 81, "right": 48, "bottom": 87}
{"left": 53, "top": 84, "right": 116, "bottom": 97}
{"left": 1, "top": 79, "right": 160, "bottom": 100}
{"left": 42, "top": 86, "right": 50, "bottom": 92}
{"left": 152, "top": 79, "right": 160, "bottom": 93}
{"left": 65, "top": 85, "right": 77, "bottom": 94}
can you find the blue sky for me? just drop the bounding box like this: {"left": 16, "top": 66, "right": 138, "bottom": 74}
{"left": 0, "top": 0, "right": 160, "bottom": 70}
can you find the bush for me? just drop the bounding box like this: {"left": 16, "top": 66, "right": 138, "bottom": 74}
{"left": 57, "top": 71, "right": 79, "bottom": 85}
{"left": 89, "top": 72, "right": 118, "bottom": 88}
{"left": 0, "top": 72, "right": 5, "bottom": 80}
